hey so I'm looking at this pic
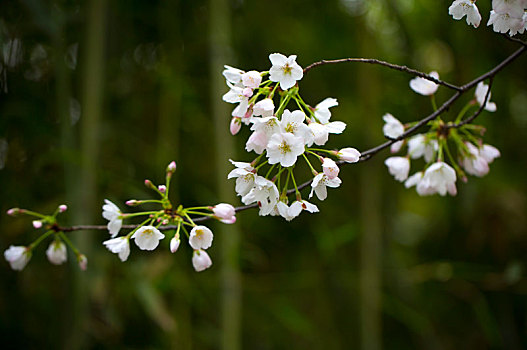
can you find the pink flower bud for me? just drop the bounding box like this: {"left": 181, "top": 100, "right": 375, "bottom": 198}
{"left": 170, "top": 236, "right": 180, "bottom": 253}
{"left": 230, "top": 117, "right": 242, "bottom": 135}
{"left": 167, "top": 161, "right": 177, "bottom": 173}
{"left": 144, "top": 179, "right": 153, "bottom": 187}
{"left": 242, "top": 87, "right": 253, "bottom": 98}
{"left": 126, "top": 199, "right": 138, "bottom": 206}
{"left": 7, "top": 208, "right": 20, "bottom": 216}
{"left": 220, "top": 216, "right": 236, "bottom": 224}
{"left": 158, "top": 185, "right": 167, "bottom": 193}
{"left": 322, "top": 158, "right": 340, "bottom": 180}
{"left": 213, "top": 203, "right": 236, "bottom": 220}
{"left": 78, "top": 254, "right": 88, "bottom": 271}
{"left": 59, "top": 204, "right": 68, "bottom": 213}
{"left": 32, "top": 220, "right": 43, "bottom": 229}
{"left": 337, "top": 147, "right": 361, "bottom": 163}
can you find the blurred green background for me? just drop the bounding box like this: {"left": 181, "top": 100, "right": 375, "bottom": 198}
{"left": 1, "top": 0, "right": 527, "bottom": 349}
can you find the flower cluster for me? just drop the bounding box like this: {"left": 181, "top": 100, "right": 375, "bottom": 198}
{"left": 449, "top": 0, "right": 527, "bottom": 35}
{"left": 223, "top": 53, "right": 361, "bottom": 221}
{"left": 3, "top": 205, "right": 88, "bottom": 271}
{"left": 383, "top": 75, "right": 500, "bottom": 196}
{"left": 101, "top": 161, "right": 236, "bottom": 272}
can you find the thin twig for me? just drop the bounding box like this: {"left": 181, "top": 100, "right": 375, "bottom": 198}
{"left": 303, "top": 58, "right": 462, "bottom": 91}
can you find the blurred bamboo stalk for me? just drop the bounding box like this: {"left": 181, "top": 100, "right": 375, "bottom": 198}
{"left": 358, "top": 29, "right": 383, "bottom": 350}
{"left": 65, "top": 0, "right": 107, "bottom": 348}
{"left": 209, "top": 0, "right": 242, "bottom": 349}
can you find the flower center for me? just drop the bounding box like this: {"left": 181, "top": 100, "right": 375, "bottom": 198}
{"left": 279, "top": 141, "right": 291, "bottom": 154}
{"left": 282, "top": 64, "right": 292, "bottom": 75}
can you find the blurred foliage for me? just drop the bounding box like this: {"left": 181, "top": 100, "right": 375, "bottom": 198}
{"left": 1, "top": 0, "right": 527, "bottom": 349}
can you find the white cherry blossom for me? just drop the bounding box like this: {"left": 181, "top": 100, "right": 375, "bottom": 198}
{"left": 488, "top": 10, "right": 526, "bottom": 36}
{"left": 103, "top": 236, "right": 130, "bottom": 262}
{"left": 189, "top": 225, "right": 214, "bottom": 250}
{"left": 462, "top": 142, "right": 500, "bottom": 177}
{"left": 385, "top": 157, "right": 410, "bottom": 182}
{"left": 246, "top": 130, "right": 269, "bottom": 154}
{"left": 419, "top": 162, "right": 457, "bottom": 196}
{"left": 269, "top": 53, "right": 303, "bottom": 90}
{"left": 131, "top": 225, "right": 165, "bottom": 251}
{"left": 102, "top": 199, "right": 123, "bottom": 237}
{"left": 309, "top": 173, "right": 342, "bottom": 201}
{"left": 250, "top": 116, "right": 280, "bottom": 138}
{"left": 253, "top": 98, "right": 275, "bottom": 117}
{"left": 314, "top": 98, "right": 338, "bottom": 124}
{"left": 241, "top": 70, "right": 262, "bottom": 89}
{"left": 382, "top": 113, "right": 404, "bottom": 139}
{"left": 4, "top": 246, "right": 30, "bottom": 271}
{"left": 266, "top": 132, "right": 305, "bottom": 167}
{"left": 280, "top": 110, "right": 313, "bottom": 143}
{"left": 410, "top": 72, "right": 440, "bottom": 96}
{"left": 241, "top": 176, "right": 279, "bottom": 216}
{"left": 170, "top": 236, "right": 181, "bottom": 253}
{"left": 212, "top": 203, "right": 236, "bottom": 220}
{"left": 227, "top": 160, "right": 256, "bottom": 197}
{"left": 223, "top": 65, "right": 244, "bottom": 86}
{"left": 448, "top": 0, "right": 482, "bottom": 28}
{"left": 475, "top": 82, "right": 497, "bottom": 112}
{"left": 46, "top": 241, "right": 67, "bottom": 265}
{"left": 322, "top": 158, "right": 340, "bottom": 179}
{"left": 407, "top": 135, "right": 438, "bottom": 162}
{"left": 337, "top": 148, "right": 361, "bottom": 163}
{"left": 192, "top": 250, "right": 212, "bottom": 272}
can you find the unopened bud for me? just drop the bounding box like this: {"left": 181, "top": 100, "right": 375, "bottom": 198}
{"left": 170, "top": 236, "right": 181, "bottom": 253}
{"left": 32, "top": 220, "right": 43, "bottom": 229}
{"left": 158, "top": 185, "right": 167, "bottom": 193}
{"left": 242, "top": 87, "right": 253, "bottom": 98}
{"left": 7, "top": 208, "right": 20, "bottom": 216}
{"left": 230, "top": 117, "right": 242, "bottom": 135}
{"left": 144, "top": 179, "right": 155, "bottom": 190}
{"left": 78, "top": 254, "right": 88, "bottom": 271}
{"left": 58, "top": 204, "right": 68, "bottom": 213}
{"left": 167, "top": 161, "right": 177, "bottom": 174}
{"left": 126, "top": 199, "right": 139, "bottom": 206}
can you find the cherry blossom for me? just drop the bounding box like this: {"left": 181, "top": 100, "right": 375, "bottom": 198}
{"left": 241, "top": 70, "right": 262, "bottom": 89}
{"left": 322, "top": 158, "right": 340, "bottom": 179}
{"left": 253, "top": 98, "right": 275, "bottom": 117}
{"left": 410, "top": 72, "right": 440, "bottom": 96}
{"left": 269, "top": 53, "right": 303, "bottom": 90}
{"left": 131, "top": 225, "right": 165, "bottom": 251}
{"left": 337, "top": 148, "right": 361, "bottom": 163}
{"left": 266, "top": 132, "right": 305, "bottom": 167}
{"left": 382, "top": 113, "right": 404, "bottom": 139}
{"left": 448, "top": 0, "right": 482, "bottom": 28}
{"left": 223, "top": 65, "right": 244, "bottom": 86}
{"left": 4, "top": 246, "right": 30, "bottom": 271}
{"left": 407, "top": 135, "right": 438, "bottom": 162}
{"left": 419, "top": 162, "right": 457, "bottom": 196}
{"left": 102, "top": 199, "right": 123, "bottom": 237}
{"left": 103, "top": 236, "right": 130, "bottom": 262}
{"left": 189, "top": 226, "right": 214, "bottom": 250}
{"left": 46, "top": 241, "right": 67, "bottom": 265}
{"left": 241, "top": 176, "right": 279, "bottom": 216}
{"left": 227, "top": 160, "right": 256, "bottom": 197}
{"left": 385, "top": 157, "right": 410, "bottom": 182}
{"left": 170, "top": 236, "right": 181, "bottom": 253}
{"left": 192, "top": 250, "right": 213, "bottom": 272}
{"left": 475, "top": 82, "right": 497, "bottom": 112}
{"left": 309, "top": 173, "right": 342, "bottom": 201}
{"left": 314, "top": 98, "right": 338, "bottom": 124}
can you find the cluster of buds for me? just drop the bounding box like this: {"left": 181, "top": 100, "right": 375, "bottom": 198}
{"left": 101, "top": 161, "right": 236, "bottom": 272}
{"left": 382, "top": 74, "right": 500, "bottom": 196}
{"left": 223, "top": 53, "right": 361, "bottom": 221}
{"left": 4, "top": 204, "right": 88, "bottom": 271}
{"left": 449, "top": 0, "right": 527, "bottom": 36}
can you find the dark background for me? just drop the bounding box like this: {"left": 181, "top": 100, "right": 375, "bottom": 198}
{"left": 1, "top": 0, "right": 526, "bottom": 349}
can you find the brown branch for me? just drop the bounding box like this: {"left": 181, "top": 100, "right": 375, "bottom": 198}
{"left": 56, "top": 44, "right": 525, "bottom": 232}
{"left": 303, "top": 58, "right": 462, "bottom": 91}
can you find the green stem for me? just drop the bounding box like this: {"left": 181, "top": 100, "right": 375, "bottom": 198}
{"left": 289, "top": 168, "right": 300, "bottom": 195}
{"left": 58, "top": 231, "right": 80, "bottom": 255}
{"left": 265, "top": 163, "right": 276, "bottom": 179}
{"left": 28, "top": 230, "right": 55, "bottom": 250}
{"left": 21, "top": 210, "right": 48, "bottom": 219}
{"left": 455, "top": 101, "right": 475, "bottom": 123}
{"left": 430, "top": 95, "right": 438, "bottom": 112}
{"left": 302, "top": 153, "right": 317, "bottom": 175}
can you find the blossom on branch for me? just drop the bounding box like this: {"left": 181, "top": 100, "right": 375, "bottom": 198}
{"left": 192, "top": 250, "right": 212, "bottom": 272}
{"left": 4, "top": 246, "right": 31, "bottom": 271}
{"left": 46, "top": 241, "right": 67, "bottom": 265}
{"left": 475, "top": 82, "right": 497, "bottom": 112}
{"left": 410, "top": 72, "right": 440, "bottom": 96}
{"left": 131, "top": 225, "right": 165, "bottom": 251}
{"left": 189, "top": 226, "right": 214, "bottom": 250}
{"left": 103, "top": 236, "right": 130, "bottom": 262}
{"left": 382, "top": 113, "right": 404, "bottom": 139}
{"left": 102, "top": 199, "right": 123, "bottom": 237}
{"left": 448, "top": 0, "right": 482, "bottom": 28}
{"left": 269, "top": 53, "right": 303, "bottom": 90}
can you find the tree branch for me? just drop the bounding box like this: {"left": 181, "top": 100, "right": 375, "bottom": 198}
{"left": 56, "top": 44, "right": 525, "bottom": 232}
